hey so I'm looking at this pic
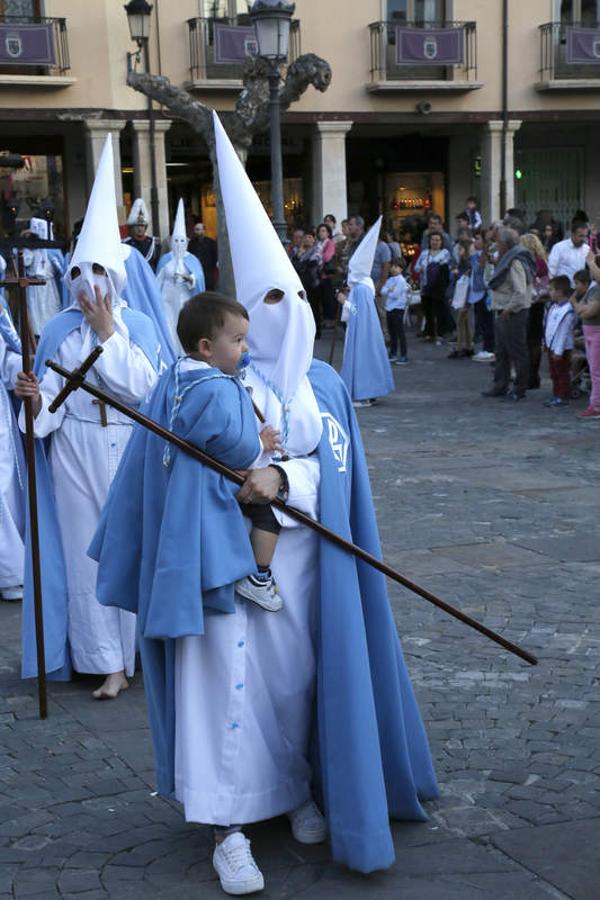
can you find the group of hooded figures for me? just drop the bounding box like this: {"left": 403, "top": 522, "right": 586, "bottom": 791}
{"left": 0, "top": 112, "right": 434, "bottom": 893}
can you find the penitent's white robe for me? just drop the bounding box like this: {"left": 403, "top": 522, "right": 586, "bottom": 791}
{"left": 0, "top": 339, "right": 25, "bottom": 592}
{"left": 174, "top": 372, "right": 320, "bottom": 825}
{"left": 20, "top": 316, "right": 158, "bottom": 675}
{"left": 23, "top": 249, "right": 63, "bottom": 336}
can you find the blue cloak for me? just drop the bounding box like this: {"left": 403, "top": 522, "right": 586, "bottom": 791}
{"left": 339, "top": 283, "right": 394, "bottom": 401}
{"left": 89, "top": 363, "right": 260, "bottom": 636}
{"left": 89, "top": 359, "right": 437, "bottom": 874}
{"left": 156, "top": 251, "right": 206, "bottom": 294}
{"left": 21, "top": 308, "right": 161, "bottom": 680}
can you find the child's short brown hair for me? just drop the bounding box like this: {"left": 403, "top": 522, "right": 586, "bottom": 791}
{"left": 177, "top": 292, "right": 248, "bottom": 352}
{"left": 549, "top": 275, "right": 572, "bottom": 297}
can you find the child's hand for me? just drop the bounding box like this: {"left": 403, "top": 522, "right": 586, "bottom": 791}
{"left": 337, "top": 291, "right": 347, "bottom": 305}
{"left": 260, "top": 425, "right": 283, "bottom": 453}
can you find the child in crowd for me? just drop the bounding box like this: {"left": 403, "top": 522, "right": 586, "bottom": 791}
{"left": 177, "top": 293, "right": 286, "bottom": 612}
{"left": 464, "top": 196, "right": 483, "bottom": 230}
{"left": 544, "top": 275, "right": 576, "bottom": 408}
{"left": 381, "top": 257, "right": 409, "bottom": 364}
{"left": 571, "top": 266, "right": 600, "bottom": 419}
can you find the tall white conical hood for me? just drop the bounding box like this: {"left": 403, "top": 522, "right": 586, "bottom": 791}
{"left": 348, "top": 215, "right": 382, "bottom": 291}
{"left": 213, "top": 110, "right": 322, "bottom": 457}
{"left": 170, "top": 198, "right": 188, "bottom": 260}
{"left": 68, "top": 135, "right": 126, "bottom": 302}
{"left": 127, "top": 197, "right": 150, "bottom": 227}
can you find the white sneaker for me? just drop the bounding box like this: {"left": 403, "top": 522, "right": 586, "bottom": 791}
{"left": 213, "top": 832, "right": 265, "bottom": 896}
{"left": 287, "top": 799, "right": 328, "bottom": 844}
{"left": 473, "top": 351, "right": 495, "bottom": 362}
{"left": 0, "top": 585, "right": 22, "bottom": 601}
{"left": 235, "top": 575, "right": 283, "bottom": 612}
{"left": 352, "top": 399, "right": 375, "bottom": 408}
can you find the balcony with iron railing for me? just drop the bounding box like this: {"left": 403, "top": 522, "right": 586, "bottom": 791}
{"left": 537, "top": 22, "right": 600, "bottom": 89}
{"left": 0, "top": 15, "right": 74, "bottom": 86}
{"left": 367, "top": 20, "right": 481, "bottom": 92}
{"left": 186, "top": 16, "right": 301, "bottom": 90}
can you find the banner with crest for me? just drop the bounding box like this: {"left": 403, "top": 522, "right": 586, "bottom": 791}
{"left": 395, "top": 26, "right": 464, "bottom": 66}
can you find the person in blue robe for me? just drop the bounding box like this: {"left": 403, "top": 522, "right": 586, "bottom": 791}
{"left": 89, "top": 354, "right": 438, "bottom": 878}
{"left": 338, "top": 217, "right": 394, "bottom": 407}
{"left": 0, "top": 301, "right": 26, "bottom": 601}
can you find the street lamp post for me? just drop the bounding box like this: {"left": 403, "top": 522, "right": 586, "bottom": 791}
{"left": 250, "top": 0, "right": 295, "bottom": 244}
{"left": 124, "top": 0, "right": 160, "bottom": 237}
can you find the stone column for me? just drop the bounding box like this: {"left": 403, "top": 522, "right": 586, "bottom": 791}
{"left": 84, "top": 119, "right": 126, "bottom": 211}
{"left": 480, "top": 119, "right": 522, "bottom": 224}
{"left": 311, "top": 121, "right": 353, "bottom": 227}
{"left": 131, "top": 119, "right": 172, "bottom": 240}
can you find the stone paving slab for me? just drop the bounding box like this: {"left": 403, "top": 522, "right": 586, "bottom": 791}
{"left": 491, "top": 817, "right": 600, "bottom": 900}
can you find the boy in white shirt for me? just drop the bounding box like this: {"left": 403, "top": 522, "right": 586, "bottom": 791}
{"left": 381, "top": 257, "right": 409, "bottom": 365}
{"left": 544, "top": 275, "right": 576, "bottom": 408}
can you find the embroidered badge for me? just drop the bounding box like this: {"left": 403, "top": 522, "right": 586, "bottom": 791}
{"left": 321, "top": 412, "right": 349, "bottom": 473}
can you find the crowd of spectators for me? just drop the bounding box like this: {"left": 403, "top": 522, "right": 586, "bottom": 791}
{"left": 292, "top": 202, "right": 600, "bottom": 419}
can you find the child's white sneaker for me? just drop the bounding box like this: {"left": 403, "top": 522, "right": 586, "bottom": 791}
{"left": 287, "top": 799, "right": 328, "bottom": 844}
{"left": 213, "top": 832, "right": 264, "bottom": 895}
{"left": 235, "top": 574, "right": 282, "bottom": 612}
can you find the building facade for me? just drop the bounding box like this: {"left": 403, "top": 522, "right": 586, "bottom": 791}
{"left": 1, "top": 0, "right": 600, "bottom": 243}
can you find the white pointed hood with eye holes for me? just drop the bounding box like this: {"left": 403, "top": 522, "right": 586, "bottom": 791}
{"left": 65, "top": 134, "right": 126, "bottom": 309}
{"left": 348, "top": 215, "right": 382, "bottom": 293}
{"left": 213, "top": 110, "right": 322, "bottom": 457}
{"left": 171, "top": 198, "right": 188, "bottom": 262}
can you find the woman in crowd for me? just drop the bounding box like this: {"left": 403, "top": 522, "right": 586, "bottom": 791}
{"left": 414, "top": 232, "right": 451, "bottom": 343}
{"left": 521, "top": 232, "right": 549, "bottom": 390}
{"left": 297, "top": 230, "right": 323, "bottom": 339}
{"left": 316, "top": 222, "right": 337, "bottom": 327}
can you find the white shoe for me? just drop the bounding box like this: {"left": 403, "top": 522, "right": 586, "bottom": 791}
{"left": 0, "top": 585, "right": 22, "bottom": 601}
{"left": 352, "top": 399, "right": 375, "bottom": 408}
{"left": 287, "top": 799, "right": 328, "bottom": 844}
{"left": 473, "top": 351, "right": 495, "bottom": 362}
{"left": 235, "top": 575, "right": 283, "bottom": 612}
{"left": 213, "top": 832, "right": 265, "bottom": 896}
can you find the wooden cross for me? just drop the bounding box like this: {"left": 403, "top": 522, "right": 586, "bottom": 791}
{"left": 92, "top": 398, "right": 109, "bottom": 427}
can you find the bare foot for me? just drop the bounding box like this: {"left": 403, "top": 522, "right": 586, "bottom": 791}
{"left": 92, "top": 671, "right": 129, "bottom": 700}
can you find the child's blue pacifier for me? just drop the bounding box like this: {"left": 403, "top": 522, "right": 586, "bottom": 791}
{"left": 237, "top": 351, "right": 251, "bottom": 371}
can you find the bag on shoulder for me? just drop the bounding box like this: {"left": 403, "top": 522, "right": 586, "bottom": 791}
{"left": 451, "top": 273, "right": 470, "bottom": 310}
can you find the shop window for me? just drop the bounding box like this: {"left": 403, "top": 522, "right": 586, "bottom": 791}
{"left": 0, "top": 153, "right": 65, "bottom": 241}
{"left": 386, "top": 172, "right": 445, "bottom": 232}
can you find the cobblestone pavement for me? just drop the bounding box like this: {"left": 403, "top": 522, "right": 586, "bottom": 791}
{"left": 1, "top": 334, "right": 599, "bottom": 899}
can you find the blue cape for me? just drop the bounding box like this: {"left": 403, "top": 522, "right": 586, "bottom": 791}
{"left": 89, "top": 363, "right": 260, "bottom": 637}
{"left": 0, "top": 298, "right": 21, "bottom": 355}
{"left": 89, "top": 359, "right": 437, "bottom": 874}
{"left": 339, "top": 283, "right": 394, "bottom": 401}
{"left": 156, "top": 251, "right": 206, "bottom": 294}
{"left": 21, "top": 308, "right": 161, "bottom": 680}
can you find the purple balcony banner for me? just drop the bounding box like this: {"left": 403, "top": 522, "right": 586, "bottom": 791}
{"left": 566, "top": 26, "right": 600, "bottom": 64}
{"left": 0, "top": 23, "right": 55, "bottom": 66}
{"left": 213, "top": 23, "right": 257, "bottom": 64}
{"left": 395, "top": 26, "right": 464, "bottom": 65}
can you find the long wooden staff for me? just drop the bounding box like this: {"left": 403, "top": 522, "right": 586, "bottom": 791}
{"left": 14, "top": 252, "right": 47, "bottom": 718}
{"left": 46, "top": 351, "right": 537, "bottom": 667}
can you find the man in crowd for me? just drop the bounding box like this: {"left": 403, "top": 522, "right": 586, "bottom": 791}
{"left": 482, "top": 227, "right": 535, "bottom": 402}
{"left": 421, "top": 213, "right": 453, "bottom": 252}
{"left": 188, "top": 221, "right": 218, "bottom": 290}
{"left": 548, "top": 220, "right": 590, "bottom": 286}
{"left": 123, "top": 199, "right": 161, "bottom": 272}
{"left": 287, "top": 227, "right": 305, "bottom": 266}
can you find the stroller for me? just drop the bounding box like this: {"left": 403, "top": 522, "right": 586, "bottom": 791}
{"left": 570, "top": 331, "right": 591, "bottom": 399}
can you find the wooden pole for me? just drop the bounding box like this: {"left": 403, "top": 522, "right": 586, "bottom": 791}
{"left": 16, "top": 251, "right": 48, "bottom": 718}
{"left": 46, "top": 353, "right": 537, "bottom": 667}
